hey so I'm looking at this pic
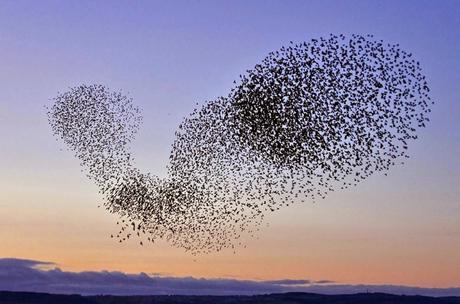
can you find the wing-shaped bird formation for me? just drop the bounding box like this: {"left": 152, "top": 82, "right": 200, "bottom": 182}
{"left": 47, "top": 34, "right": 433, "bottom": 254}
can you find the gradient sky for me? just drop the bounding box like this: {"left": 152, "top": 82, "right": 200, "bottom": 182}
{"left": 1, "top": 0, "right": 459, "bottom": 289}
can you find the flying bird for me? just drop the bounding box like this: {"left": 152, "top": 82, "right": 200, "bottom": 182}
{"left": 47, "top": 34, "right": 432, "bottom": 254}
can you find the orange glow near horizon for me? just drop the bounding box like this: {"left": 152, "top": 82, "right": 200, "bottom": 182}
{"left": 2, "top": 175, "right": 459, "bottom": 288}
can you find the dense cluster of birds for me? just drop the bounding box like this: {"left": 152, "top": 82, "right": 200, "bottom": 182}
{"left": 47, "top": 34, "right": 432, "bottom": 254}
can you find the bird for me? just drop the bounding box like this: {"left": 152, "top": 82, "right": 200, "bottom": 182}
{"left": 47, "top": 34, "right": 432, "bottom": 255}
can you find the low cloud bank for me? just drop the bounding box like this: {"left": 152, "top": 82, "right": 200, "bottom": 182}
{"left": 0, "top": 258, "right": 459, "bottom": 296}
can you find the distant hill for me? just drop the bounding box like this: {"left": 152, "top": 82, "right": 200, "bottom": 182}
{"left": 2, "top": 291, "right": 460, "bottom": 304}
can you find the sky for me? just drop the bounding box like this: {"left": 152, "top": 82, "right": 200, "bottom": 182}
{"left": 0, "top": 0, "right": 459, "bottom": 293}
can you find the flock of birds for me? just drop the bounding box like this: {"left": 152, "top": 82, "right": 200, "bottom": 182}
{"left": 47, "top": 34, "right": 432, "bottom": 254}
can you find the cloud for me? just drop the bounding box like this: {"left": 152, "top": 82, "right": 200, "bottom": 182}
{"left": 0, "top": 258, "right": 459, "bottom": 296}
{"left": 0, "top": 258, "right": 285, "bottom": 295}
{"left": 262, "top": 279, "right": 311, "bottom": 285}
{"left": 315, "top": 280, "right": 335, "bottom": 284}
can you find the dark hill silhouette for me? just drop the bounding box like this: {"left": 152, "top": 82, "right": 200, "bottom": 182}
{"left": 2, "top": 291, "right": 460, "bottom": 304}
